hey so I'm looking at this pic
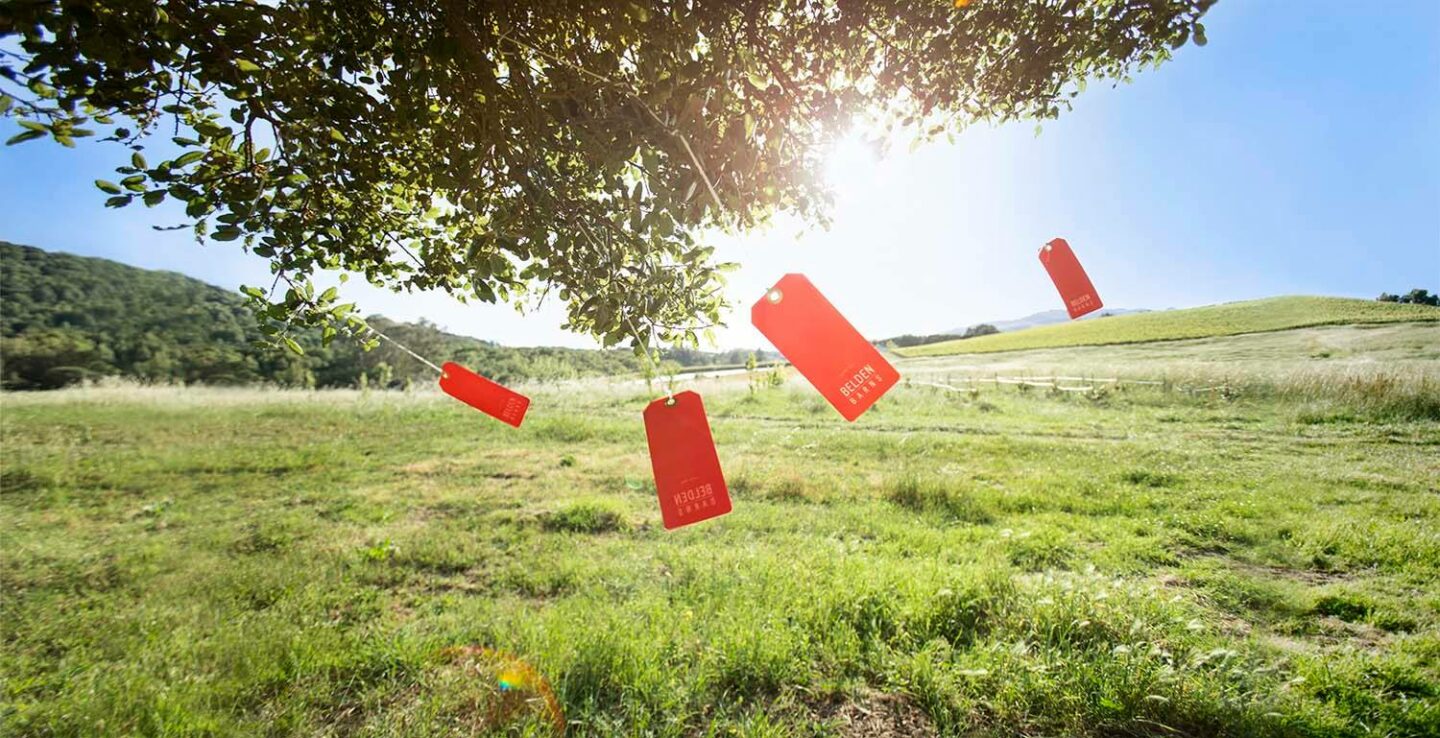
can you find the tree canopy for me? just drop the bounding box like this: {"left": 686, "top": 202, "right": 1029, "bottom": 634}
{"left": 1, "top": 0, "right": 1215, "bottom": 352}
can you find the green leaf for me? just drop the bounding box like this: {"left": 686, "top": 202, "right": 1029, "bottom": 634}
{"left": 283, "top": 336, "right": 305, "bottom": 355}
{"left": 213, "top": 226, "right": 242, "bottom": 241}
{"left": 94, "top": 179, "right": 123, "bottom": 194}
{"left": 143, "top": 191, "right": 166, "bottom": 207}
{"left": 5, "top": 130, "right": 44, "bottom": 145}
{"left": 131, "top": 152, "right": 147, "bottom": 170}
{"left": 174, "top": 151, "right": 205, "bottom": 167}
{"left": 328, "top": 128, "right": 346, "bottom": 143}
{"left": 104, "top": 195, "right": 133, "bottom": 208}
{"left": 18, "top": 120, "right": 47, "bottom": 132}
{"left": 236, "top": 59, "right": 262, "bottom": 73}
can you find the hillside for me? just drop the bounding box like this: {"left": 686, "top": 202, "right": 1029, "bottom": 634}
{"left": 0, "top": 243, "right": 754, "bottom": 389}
{"left": 900, "top": 295, "right": 1439, "bottom": 357}
{"left": 942, "top": 307, "right": 1150, "bottom": 335}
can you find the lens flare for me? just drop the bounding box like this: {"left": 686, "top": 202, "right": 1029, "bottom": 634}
{"left": 439, "top": 645, "right": 565, "bottom": 735}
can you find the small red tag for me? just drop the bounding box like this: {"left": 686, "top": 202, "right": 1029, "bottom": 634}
{"left": 751, "top": 273, "right": 899, "bottom": 422}
{"left": 643, "top": 391, "right": 731, "bottom": 530}
{"left": 1040, "top": 238, "right": 1103, "bottom": 319}
{"left": 438, "top": 362, "right": 530, "bottom": 428}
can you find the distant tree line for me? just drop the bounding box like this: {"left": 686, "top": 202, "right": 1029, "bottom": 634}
{"left": 1377, "top": 289, "right": 1439, "bottom": 307}
{"left": 0, "top": 243, "right": 765, "bottom": 390}
{"left": 881, "top": 324, "right": 1000, "bottom": 349}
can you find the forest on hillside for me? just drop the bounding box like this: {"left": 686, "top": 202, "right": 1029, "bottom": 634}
{"left": 0, "top": 243, "right": 765, "bottom": 390}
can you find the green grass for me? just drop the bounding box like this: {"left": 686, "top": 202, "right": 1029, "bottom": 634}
{"left": 2, "top": 339, "right": 1439, "bottom": 736}
{"left": 900, "top": 296, "right": 1439, "bottom": 357}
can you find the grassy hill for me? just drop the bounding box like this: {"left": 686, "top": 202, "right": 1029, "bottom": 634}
{"left": 900, "top": 296, "right": 1440, "bottom": 357}
{"left": 0, "top": 243, "right": 765, "bottom": 389}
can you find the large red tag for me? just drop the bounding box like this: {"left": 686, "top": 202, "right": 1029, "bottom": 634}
{"left": 643, "top": 391, "right": 731, "bottom": 529}
{"left": 750, "top": 273, "right": 898, "bottom": 422}
{"left": 1040, "top": 238, "right": 1103, "bottom": 319}
{"left": 438, "top": 362, "right": 530, "bottom": 428}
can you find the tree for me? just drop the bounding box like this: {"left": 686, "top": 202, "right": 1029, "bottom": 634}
{"left": 1, "top": 0, "right": 1215, "bottom": 352}
{"left": 1379, "top": 290, "right": 1438, "bottom": 306}
{"left": 1400, "top": 289, "right": 1438, "bottom": 307}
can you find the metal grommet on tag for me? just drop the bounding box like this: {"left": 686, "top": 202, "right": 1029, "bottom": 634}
{"left": 665, "top": 395, "right": 677, "bottom": 407}
{"left": 766, "top": 288, "right": 783, "bottom": 304}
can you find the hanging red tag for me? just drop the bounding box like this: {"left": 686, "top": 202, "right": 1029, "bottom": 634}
{"left": 1040, "top": 238, "right": 1103, "bottom": 319}
{"left": 643, "top": 391, "right": 731, "bottom": 529}
{"left": 438, "top": 362, "right": 530, "bottom": 428}
{"left": 751, "top": 273, "right": 898, "bottom": 422}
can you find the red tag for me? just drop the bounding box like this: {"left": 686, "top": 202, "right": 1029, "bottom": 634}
{"left": 438, "top": 362, "right": 530, "bottom": 428}
{"left": 643, "top": 391, "right": 731, "bottom": 530}
{"left": 1040, "top": 238, "right": 1103, "bottom": 319}
{"left": 751, "top": 274, "right": 898, "bottom": 422}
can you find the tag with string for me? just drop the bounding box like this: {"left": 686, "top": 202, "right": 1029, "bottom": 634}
{"left": 439, "top": 362, "right": 531, "bottom": 428}
{"left": 324, "top": 317, "right": 532, "bottom": 428}
{"left": 751, "top": 273, "right": 898, "bottom": 422}
{"left": 1040, "top": 238, "right": 1103, "bottom": 319}
{"left": 643, "top": 391, "right": 731, "bottom": 529}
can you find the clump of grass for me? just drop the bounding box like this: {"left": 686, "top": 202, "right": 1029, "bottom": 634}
{"left": 1121, "top": 468, "right": 1179, "bottom": 488}
{"left": 0, "top": 467, "right": 49, "bottom": 495}
{"left": 886, "top": 475, "right": 994, "bottom": 524}
{"left": 231, "top": 521, "right": 294, "bottom": 554}
{"left": 542, "top": 501, "right": 625, "bottom": 534}
{"left": 762, "top": 475, "right": 810, "bottom": 503}
{"left": 727, "top": 471, "right": 757, "bottom": 496}
{"left": 1004, "top": 529, "right": 1076, "bottom": 571}
{"left": 528, "top": 417, "right": 597, "bottom": 443}
{"left": 1274, "top": 371, "right": 1440, "bottom": 422}
{"left": 1312, "top": 592, "right": 1373, "bottom": 623}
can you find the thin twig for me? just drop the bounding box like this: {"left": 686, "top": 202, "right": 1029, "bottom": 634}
{"left": 494, "top": 30, "right": 727, "bottom": 216}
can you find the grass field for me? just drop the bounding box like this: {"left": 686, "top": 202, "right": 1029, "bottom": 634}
{"left": 3, "top": 326, "right": 1439, "bottom": 737}
{"left": 899, "top": 296, "right": 1439, "bottom": 357}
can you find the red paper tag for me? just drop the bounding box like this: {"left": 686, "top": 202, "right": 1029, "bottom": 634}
{"left": 750, "top": 273, "right": 899, "bottom": 422}
{"left": 643, "top": 391, "right": 731, "bottom": 530}
{"left": 1040, "top": 238, "right": 1103, "bottom": 319}
{"left": 438, "top": 362, "right": 530, "bottom": 428}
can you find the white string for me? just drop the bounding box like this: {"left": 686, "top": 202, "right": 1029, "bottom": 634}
{"left": 365, "top": 325, "right": 445, "bottom": 375}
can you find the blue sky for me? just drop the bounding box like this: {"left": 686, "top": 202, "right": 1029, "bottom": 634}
{"left": 3, "top": 0, "right": 1438, "bottom": 349}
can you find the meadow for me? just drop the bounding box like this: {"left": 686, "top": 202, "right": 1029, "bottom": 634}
{"left": 2, "top": 324, "right": 1438, "bottom": 737}
{"left": 900, "top": 296, "right": 1440, "bottom": 357}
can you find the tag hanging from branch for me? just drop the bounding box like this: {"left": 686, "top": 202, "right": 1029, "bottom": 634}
{"left": 1040, "top": 238, "right": 1103, "bottom": 319}
{"left": 439, "top": 362, "right": 531, "bottom": 428}
{"left": 751, "top": 274, "right": 899, "bottom": 421}
{"left": 643, "top": 391, "right": 731, "bottom": 530}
